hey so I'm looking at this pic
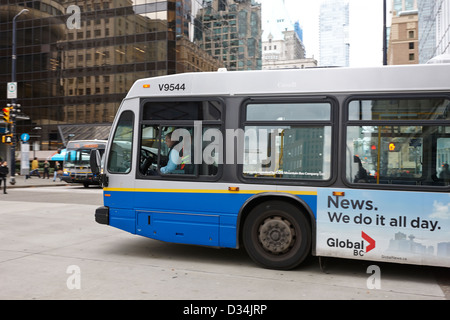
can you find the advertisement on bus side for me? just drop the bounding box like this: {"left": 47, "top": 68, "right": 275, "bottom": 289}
{"left": 316, "top": 189, "right": 450, "bottom": 268}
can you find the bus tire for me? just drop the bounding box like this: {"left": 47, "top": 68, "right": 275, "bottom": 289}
{"left": 242, "top": 200, "right": 311, "bottom": 270}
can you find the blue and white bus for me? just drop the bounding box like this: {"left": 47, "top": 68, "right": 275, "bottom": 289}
{"left": 93, "top": 64, "right": 450, "bottom": 269}
{"left": 63, "top": 140, "right": 107, "bottom": 187}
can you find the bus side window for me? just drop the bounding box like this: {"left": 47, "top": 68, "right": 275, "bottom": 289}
{"left": 437, "top": 137, "right": 450, "bottom": 184}
{"left": 107, "top": 110, "right": 134, "bottom": 174}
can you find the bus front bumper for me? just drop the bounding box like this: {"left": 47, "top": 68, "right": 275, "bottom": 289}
{"left": 95, "top": 206, "right": 109, "bottom": 225}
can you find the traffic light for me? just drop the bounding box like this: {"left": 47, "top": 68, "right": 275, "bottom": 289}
{"left": 2, "top": 134, "right": 12, "bottom": 144}
{"left": 2, "top": 107, "right": 11, "bottom": 123}
{"left": 388, "top": 142, "right": 397, "bottom": 152}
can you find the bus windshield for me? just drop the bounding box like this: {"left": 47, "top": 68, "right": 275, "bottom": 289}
{"left": 65, "top": 141, "right": 106, "bottom": 168}
{"left": 65, "top": 148, "right": 92, "bottom": 168}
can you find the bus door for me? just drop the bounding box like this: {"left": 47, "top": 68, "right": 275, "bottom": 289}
{"left": 102, "top": 109, "right": 136, "bottom": 234}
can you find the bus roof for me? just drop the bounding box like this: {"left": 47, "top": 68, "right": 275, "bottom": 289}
{"left": 126, "top": 64, "right": 450, "bottom": 99}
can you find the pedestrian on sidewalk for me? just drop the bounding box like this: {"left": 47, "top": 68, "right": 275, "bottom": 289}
{"left": 43, "top": 160, "right": 50, "bottom": 179}
{"left": 53, "top": 161, "right": 62, "bottom": 182}
{"left": 30, "top": 157, "right": 40, "bottom": 178}
{"left": 0, "top": 161, "right": 9, "bottom": 194}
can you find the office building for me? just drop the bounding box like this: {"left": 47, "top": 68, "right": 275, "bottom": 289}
{"left": 418, "top": 0, "right": 450, "bottom": 63}
{"left": 319, "top": 0, "right": 350, "bottom": 67}
{"left": 392, "top": 0, "right": 417, "bottom": 13}
{"left": 194, "top": 0, "right": 262, "bottom": 71}
{"left": 0, "top": 0, "right": 226, "bottom": 158}
{"left": 260, "top": 0, "right": 315, "bottom": 70}
{"left": 387, "top": 0, "right": 419, "bottom": 65}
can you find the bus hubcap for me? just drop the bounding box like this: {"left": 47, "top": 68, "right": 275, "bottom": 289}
{"left": 258, "top": 216, "right": 295, "bottom": 254}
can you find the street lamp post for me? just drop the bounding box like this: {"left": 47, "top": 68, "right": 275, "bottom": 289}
{"left": 383, "top": 0, "right": 387, "bottom": 65}
{"left": 9, "top": 8, "right": 29, "bottom": 185}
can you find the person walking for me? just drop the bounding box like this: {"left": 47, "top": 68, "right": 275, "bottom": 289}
{"left": 53, "top": 161, "right": 62, "bottom": 182}
{"left": 30, "top": 157, "right": 40, "bottom": 178}
{"left": 43, "top": 160, "right": 50, "bottom": 179}
{"left": 0, "top": 161, "right": 9, "bottom": 194}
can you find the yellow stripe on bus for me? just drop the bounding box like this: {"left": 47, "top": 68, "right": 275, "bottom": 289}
{"left": 103, "top": 187, "right": 317, "bottom": 196}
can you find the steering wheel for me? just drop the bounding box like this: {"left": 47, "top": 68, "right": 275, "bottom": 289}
{"left": 140, "top": 149, "right": 157, "bottom": 175}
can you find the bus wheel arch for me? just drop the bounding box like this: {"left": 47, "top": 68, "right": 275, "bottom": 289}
{"left": 238, "top": 195, "right": 314, "bottom": 270}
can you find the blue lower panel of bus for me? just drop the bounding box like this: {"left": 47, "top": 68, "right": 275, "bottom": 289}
{"left": 104, "top": 189, "right": 317, "bottom": 249}
{"left": 109, "top": 208, "right": 136, "bottom": 234}
{"left": 136, "top": 211, "right": 220, "bottom": 246}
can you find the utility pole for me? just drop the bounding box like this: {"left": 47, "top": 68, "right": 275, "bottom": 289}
{"left": 9, "top": 9, "right": 29, "bottom": 185}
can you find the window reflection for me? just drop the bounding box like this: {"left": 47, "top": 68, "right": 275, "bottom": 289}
{"left": 347, "top": 125, "right": 450, "bottom": 186}
{"left": 1, "top": 0, "right": 236, "bottom": 150}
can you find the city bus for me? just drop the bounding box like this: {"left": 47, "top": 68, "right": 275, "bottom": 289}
{"left": 92, "top": 64, "right": 450, "bottom": 269}
{"left": 63, "top": 139, "right": 107, "bottom": 187}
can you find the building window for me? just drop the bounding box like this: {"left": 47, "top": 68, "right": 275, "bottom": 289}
{"left": 408, "top": 30, "right": 414, "bottom": 39}
{"left": 409, "top": 53, "right": 415, "bottom": 61}
{"left": 409, "top": 42, "right": 414, "bottom": 50}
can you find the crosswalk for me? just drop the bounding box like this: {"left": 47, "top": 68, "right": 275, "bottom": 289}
{"left": 15, "top": 186, "right": 103, "bottom": 194}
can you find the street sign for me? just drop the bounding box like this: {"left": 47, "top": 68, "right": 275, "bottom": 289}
{"left": 7, "top": 82, "right": 17, "bottom": 99}
{"left": 21, "top": 142, "right": 30, "bottom": 176}
{"left": 21, "top": 133, "right": 30, "bottom": 142}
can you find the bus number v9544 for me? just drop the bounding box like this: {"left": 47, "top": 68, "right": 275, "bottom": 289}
{"left": 158, "top": 83, "right": 186, "bottom": 91}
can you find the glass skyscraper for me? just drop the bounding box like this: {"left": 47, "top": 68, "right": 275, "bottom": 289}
{"left": 194, "top": 0, "right": 262, "bottom": 71}
{"left": 418, "top": 0, "right": 450, "bottom": 63}
{"left": 319, "top": 0, "right": 349, "bottom": 67}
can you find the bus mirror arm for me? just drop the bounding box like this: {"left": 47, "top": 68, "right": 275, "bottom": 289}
{"left": 90, "top": 149, "right": 101, "bottom": 176}
{"left": 90, "top": 150, "right": 108, "bottom": 187}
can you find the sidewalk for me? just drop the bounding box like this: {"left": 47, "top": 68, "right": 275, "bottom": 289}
{"left": 6, "top": 175, "right": 67, "bottom": 188}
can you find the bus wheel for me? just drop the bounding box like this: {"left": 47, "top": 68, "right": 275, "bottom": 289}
{"left": 242, "top": 201, "right": 311, "bottom": 270}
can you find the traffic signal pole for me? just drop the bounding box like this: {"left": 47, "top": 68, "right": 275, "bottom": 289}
{"left": 9, "top": 9, "right": 29, "bottom": 185}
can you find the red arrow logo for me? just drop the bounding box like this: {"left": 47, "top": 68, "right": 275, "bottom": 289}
{"left": 361, "top": 231, "right": 375, "bottom": 252}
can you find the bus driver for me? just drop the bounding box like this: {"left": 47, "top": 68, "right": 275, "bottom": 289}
{"left": 160, "top": 132, "right": 180, "bottom": 174}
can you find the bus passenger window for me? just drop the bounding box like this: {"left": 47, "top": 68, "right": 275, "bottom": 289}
{"left": 437, "top": 138, "right": 450, "bottom": 184}
{"left": 242, "top": 126, "right": 332, "bottom": 180}
{"left": 346, "top": 125, "right": 450, "bottom": 186}
{"left": 242, "top": 101, "right": 333, "bottom": 181}
{"left": 346, "top": 97, "right": 450, "bottom": 187}
{"left": 107, "top": 111, "right": 134, "bottom": 174}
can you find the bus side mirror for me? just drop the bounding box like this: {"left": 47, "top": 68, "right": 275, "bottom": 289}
{"left": 90, "top": 149, "right": 101, "bottom": 175}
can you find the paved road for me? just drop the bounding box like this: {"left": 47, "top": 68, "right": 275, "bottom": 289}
{"left": 0, "top": 185, "right": 448, "bottom": 302}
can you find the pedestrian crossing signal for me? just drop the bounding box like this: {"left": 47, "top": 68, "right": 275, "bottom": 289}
{"left": 2, "top": 135, "right": 12, "bottom": 144}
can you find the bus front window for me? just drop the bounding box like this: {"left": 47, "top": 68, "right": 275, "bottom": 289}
{"left": 65, "top": 149, "right": 92, "bottom": 168}
{"left": 107, "top": 111, "right": 134, "bottom": 174}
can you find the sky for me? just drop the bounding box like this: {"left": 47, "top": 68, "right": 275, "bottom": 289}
{"left": 263, "top": 0, "right": 392, "bottom": 67}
